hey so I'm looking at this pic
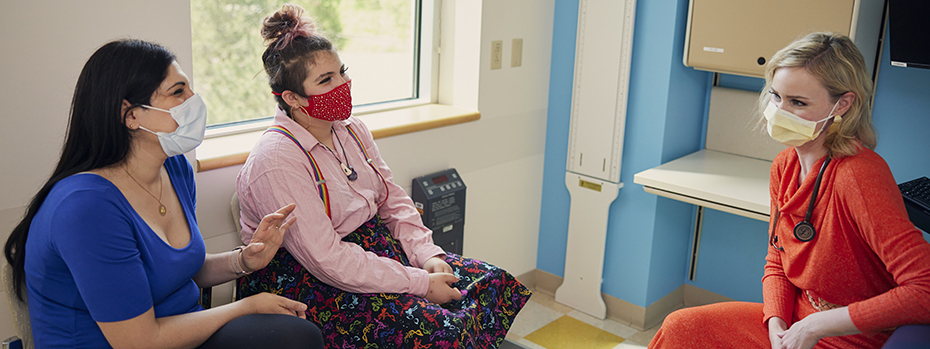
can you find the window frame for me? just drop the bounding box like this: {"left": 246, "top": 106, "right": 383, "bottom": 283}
{"left": 199, "top": 0, "right": 440, "bottom": 139}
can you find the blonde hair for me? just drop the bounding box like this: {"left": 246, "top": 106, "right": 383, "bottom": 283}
{"left": 757, "top": 32, "right": 876, "bottom": 158}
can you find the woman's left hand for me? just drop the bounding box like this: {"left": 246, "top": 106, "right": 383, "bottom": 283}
{"left": 776, "top": 307, "right": 857, "bottom": 349}
{"left": 423, "top": 255, "right": 453, "bottom": 274}
{"left": 241, "top": 203, "right": 297, "bottom": 272}
{"left": 776, "top": 312, "right": 824, "bottom": 349}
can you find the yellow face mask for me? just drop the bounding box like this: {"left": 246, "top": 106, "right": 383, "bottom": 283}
{"left": 763, "top": 100, "right": 839, "bottom": 147}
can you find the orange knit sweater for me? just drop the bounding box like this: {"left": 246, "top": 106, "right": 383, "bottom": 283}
{"left": 763, "top": 147, "right": 930, "bottom": 343}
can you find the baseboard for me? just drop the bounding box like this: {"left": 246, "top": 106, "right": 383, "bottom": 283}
{"left": 525, "top": 269, "right": 733, "bottom": 331}
{"left": 643, "top": 284, "right": 684, "bottom": 330}
{"left": 684, "top": 283, "right": 735, "bottom": 307}
{"left": 514, "top": 269, "right": 536, "bottom": 292}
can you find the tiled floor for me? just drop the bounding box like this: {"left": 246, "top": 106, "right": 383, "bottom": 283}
{"left": 506, "top": 291, "right": 660, "bottom": 349}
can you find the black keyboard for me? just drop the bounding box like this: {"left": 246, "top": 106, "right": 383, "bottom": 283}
{"left": 899, "top": 176, "right": 930, "bottom": 233}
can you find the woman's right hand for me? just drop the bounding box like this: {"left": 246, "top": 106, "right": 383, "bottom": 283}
{"left": 241, "top": 203, "right": 298, "bottom": 272}
{"left": 98, "top": 292, "right": 307, "bottom": 348}
{"left": 426, "top": 273, "right": 462, "bottom": 304}
{"left": 769, "top": 316, "right": 788, "bottom": 349}
{"left": 242, "top": 292, "right": 307, "bottom": 319}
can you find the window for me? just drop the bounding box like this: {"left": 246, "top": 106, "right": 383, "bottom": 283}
{"left": 191, "top": 0, "right": 432, "bottom": 132}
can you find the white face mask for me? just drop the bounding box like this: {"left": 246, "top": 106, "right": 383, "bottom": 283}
{"left": 762, "top": 100, "right": 839, "bottom": 147}
{"left": 139, "top": 94, "right": 208, "bottom": 157}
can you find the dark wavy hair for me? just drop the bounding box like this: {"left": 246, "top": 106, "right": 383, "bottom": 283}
{"left": 4, "top": 39, "right": 176, "bottom": 300}
{"left": 261, "top": 3, "right": 334, "bottom": 116}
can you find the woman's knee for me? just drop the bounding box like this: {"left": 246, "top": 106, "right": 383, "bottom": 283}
{"left": 659, "top": 306, "right": 702, "bottom": 334}
{"left": 273, "top": 315, "right": 324, "bottom": 348}
{"left": 661, "top": 302, "right": 753, "bottom": 333}
{"left": 200, "top": 314, "right": 324, "bottom": 349}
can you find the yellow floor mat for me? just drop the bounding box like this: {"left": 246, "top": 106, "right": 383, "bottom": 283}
{"left": 524, "top": 315, "right": 626, "bottom": 349}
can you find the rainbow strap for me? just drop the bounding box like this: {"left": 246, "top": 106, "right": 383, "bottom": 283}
{"left": 345, "top": 125, "right": 389, "bottom": 208}
{"left": 265, "top": 126, "right": 331, "bottom": 218}
{"left": 344, "top": 125, "right": 372, "bottom": 161}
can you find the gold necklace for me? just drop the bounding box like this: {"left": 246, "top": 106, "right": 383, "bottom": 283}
{"left": 124, "top": 167, "right": 166, "bottom": 216}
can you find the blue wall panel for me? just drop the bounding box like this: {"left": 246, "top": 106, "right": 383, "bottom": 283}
{"left": 599, "top": 0, "right": 678, "bottom": 306}
{"left": 717, "top": 74, "right": 765, "bottom": 92}
{"left": 685, "top": 208, "right": 768, "bottom": 302}
{"left": 643, "top": 0, "right": 708, "bottom": 306}
{"left": 872, "top": 25, "right": 930, "bottom": 183}
{"left": 537, "top": 0, "right": 578, "bottom": 277}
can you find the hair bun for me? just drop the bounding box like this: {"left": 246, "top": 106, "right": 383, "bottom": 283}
{"left": 261, "top": 4, "right": 316, "bottom": 49}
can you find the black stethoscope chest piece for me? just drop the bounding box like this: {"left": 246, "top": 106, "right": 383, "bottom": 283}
{"left": 794, "top": 221, "right": 816, "bottom": 242}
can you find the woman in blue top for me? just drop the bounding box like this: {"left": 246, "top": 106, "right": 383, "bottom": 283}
{"left": 3, "top": 39, "right": 324, "bottom": 348}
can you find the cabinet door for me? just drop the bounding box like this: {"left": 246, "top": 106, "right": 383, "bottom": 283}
{"left": 686, "top": 0, "right": 853, "bottom": 77}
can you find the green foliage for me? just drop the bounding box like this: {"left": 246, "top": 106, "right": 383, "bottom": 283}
{"left": 191, "top": 0, "right": 415, "bottom": 126}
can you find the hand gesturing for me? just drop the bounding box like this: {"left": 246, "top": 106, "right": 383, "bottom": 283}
{"left": 240, "top": 203, "right": 297, "bottom": 272}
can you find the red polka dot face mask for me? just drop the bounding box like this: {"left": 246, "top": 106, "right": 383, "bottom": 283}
{"left": 277, "top": 80, "right": 353, "bottom": 121}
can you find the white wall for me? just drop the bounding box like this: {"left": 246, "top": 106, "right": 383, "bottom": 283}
{"left": 0, "top": 0, "right": 553, "bottom": 338}
{"left": 0, "top": 0, "right": 195, "bottom": 338}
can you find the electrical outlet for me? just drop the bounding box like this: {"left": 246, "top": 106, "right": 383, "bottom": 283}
{"left": 511, "top": 38, "right": 523, "bottom": 67}
{"left": 491, "top": 40, "right": 503, "bottom": 70}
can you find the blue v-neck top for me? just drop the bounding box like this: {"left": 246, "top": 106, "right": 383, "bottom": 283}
{"left": 25, "top": 155, "right": 205, "bottom": 348}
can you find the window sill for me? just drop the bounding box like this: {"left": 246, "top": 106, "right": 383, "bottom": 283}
{"left": 195, "top": 104, "right": 480, "bottom": 172}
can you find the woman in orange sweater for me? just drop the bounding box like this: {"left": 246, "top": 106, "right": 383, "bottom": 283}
{"left": 649, "top": 32, "right": 930, "bottom": 349}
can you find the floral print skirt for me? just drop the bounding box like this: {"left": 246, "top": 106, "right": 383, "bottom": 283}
{"left": 236, "top": 215, "right": 531, "bottom": 349}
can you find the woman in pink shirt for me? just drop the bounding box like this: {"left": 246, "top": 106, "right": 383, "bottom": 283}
{"left": 235, "top": 5, "right": 530, "bottom": 348}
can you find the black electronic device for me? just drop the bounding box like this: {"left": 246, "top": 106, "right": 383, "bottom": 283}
{"left": 899, "top": 176, "right": 930, "bottom": 233}
{"left": 889, "top": 0, "right": 930, "bottom": 69}
{"left": 412, "top": 169, "right": 466, "bottom": 255}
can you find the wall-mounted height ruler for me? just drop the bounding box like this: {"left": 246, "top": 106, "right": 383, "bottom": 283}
{"left": 565, "top": 0, "right": 636, "bottom": 183}
{"left": 556, "top": 0, "right": 637, "bottom": 320}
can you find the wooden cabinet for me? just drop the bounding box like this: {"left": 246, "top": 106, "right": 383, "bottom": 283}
{"left": 683, "top": 0, "right": 884, "bottom": 77}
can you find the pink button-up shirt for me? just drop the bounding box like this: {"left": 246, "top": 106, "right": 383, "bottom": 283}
{"left": 236, "top": 109, "right": 444, "bottom": 297}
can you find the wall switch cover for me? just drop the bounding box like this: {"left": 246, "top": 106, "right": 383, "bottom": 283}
{"left": 491, "top": 40, "right": 503, "bottom": 70}
{"left": 511, "top": 38, "right": 523, "bottom": 67}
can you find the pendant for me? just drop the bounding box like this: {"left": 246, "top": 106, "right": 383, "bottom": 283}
{"left": 342, "top": 163, "right": 358, "bottom": 181}
{"left": 159, "top": 204, "right": 167, "bottom": 216}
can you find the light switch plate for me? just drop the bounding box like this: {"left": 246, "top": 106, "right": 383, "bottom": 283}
{"left": 491, "top": 40, "right": 503, "bottom": 70}
{"left": 511, "top": 38, "right": 523, "bottom": 67}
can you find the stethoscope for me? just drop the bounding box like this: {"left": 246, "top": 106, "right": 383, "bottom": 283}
{"left": 770, "top": 156, "right": 832, "bottom": 251}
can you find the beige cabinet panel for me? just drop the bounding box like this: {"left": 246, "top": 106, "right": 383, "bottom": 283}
{"left": 684, "top": 0, "right": 882, "bottom": 77}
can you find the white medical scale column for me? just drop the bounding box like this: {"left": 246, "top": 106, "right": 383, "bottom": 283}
{"left": 555, "top": 0, "right": 637, "bottom": 320}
